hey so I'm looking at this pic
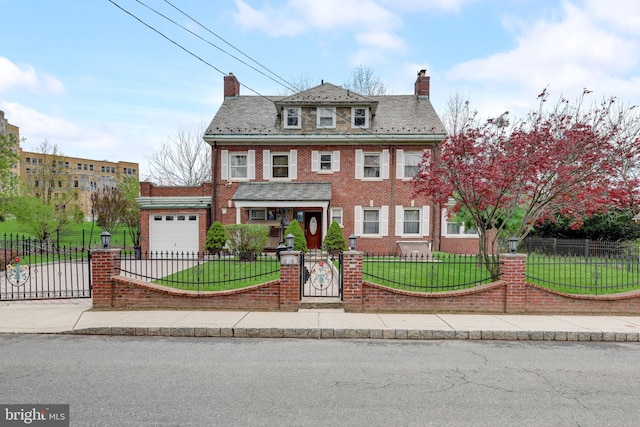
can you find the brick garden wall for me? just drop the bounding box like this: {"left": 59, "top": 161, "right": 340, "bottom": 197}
{"left": 91, "top": 250, "right": 640, "bottom": 314}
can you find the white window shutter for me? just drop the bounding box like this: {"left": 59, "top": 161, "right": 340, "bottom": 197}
{"left": 333, "top": 151, "right": 340, "bottom": 172}
{"left": 354, "top": 206, "right": 362, "bottom": 235}
{"left": 396, "top": 149, "right": 404, "bottom": 179}
{"left": 422, "top": 206, "right": 430, "bottom": 236}
{"left": 381, "top": 206, "right": 389, "bottom": 236}
{"left": 381, "top": 150, "right": 390, "bottom": 179}
{"left": 221, "top": 150, "right": 229, "bottom": 180}
{"left": 290, "top": 150, "right": 297, "bottom": 180}
{"left": 355, "top": 150, "right": 363, "bottom": 179}
{"left": 395, "top": 205, "right": 403, "bottom": 236}
{"left": 248, "top": 150, "right": 255, "bottom": 180}
{"left": 311, "top": 151, "right": 319, "bottom": 172}
{"left": 263, "top": 150, "right": 271, "bottom": 180}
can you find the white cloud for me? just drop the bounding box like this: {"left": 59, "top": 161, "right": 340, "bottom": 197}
{"left": 233, "top": 0, "right": 405, "bottom": 68}
{"left": 233, "top": 0, "right": 398, "bottom": 37}
{"left": 0, "top": 57, "right": 65, "bottom": 94}
{"left": 446, "top": 0, "right": 640, "bottom": 112}
{"left": 380, "top": 0, "right": 477, "bottom": 13}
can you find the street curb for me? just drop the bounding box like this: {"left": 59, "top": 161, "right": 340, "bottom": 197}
{"left": 67, "top": 327, "right": 640, "bottom": 342}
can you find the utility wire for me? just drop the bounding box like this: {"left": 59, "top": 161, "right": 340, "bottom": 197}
{"left": 161, "top": 0, "right": 297, "bottom": 93}
{"left": 107, "top": 0, "right": 442, "bottom": 142}
{"left": 134, "top": 0, "right": 298, "bottom": 93}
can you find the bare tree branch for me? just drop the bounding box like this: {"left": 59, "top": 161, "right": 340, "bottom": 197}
{"left": 145, "top": 126, "right": 211, "bottom": 186}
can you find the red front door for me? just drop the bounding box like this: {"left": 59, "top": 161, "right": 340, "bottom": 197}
{"left": 305, "top": 212, "right": 322, "bottom": 249}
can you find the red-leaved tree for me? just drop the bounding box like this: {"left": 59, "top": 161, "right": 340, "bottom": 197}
{"left": 414, "top": 89, "right": 640, "bottom": 277}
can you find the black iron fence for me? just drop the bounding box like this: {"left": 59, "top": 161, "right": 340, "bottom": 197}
{"left": 362, "top": 253, "right": 500, "bottom": 292}
{"left": 523, "top": 237, "right": 633, "bottom": 258}
{"left": 525, "top": 251, "right": 640, "bottom": 295}
{"left": 117, "top": 250, "right": 280, "bottom": 292}
{"left": 1, "top": 234, "right": 91, "bottom": 300}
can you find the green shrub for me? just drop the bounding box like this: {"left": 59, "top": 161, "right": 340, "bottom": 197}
{"left": 223, "top": 224, "right": 269, "bottom": 261}
{"left": 322, "top": 220, "right": 346, "bottom": 258}
{"left": 205, "top": 221, "right": 227, "bottom": 255}
{"left": 284, "top": 219, "right": 307, "bottom": 252}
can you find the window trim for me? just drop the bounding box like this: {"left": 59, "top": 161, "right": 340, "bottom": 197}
{"left": 351, "top": 107, "right": 370, "bottom": 128}
{"left": 221, "top": 150, "right": 255, "bottom": 181}
{"left": 317, "top": 107, "right": 336, "bottom": 129}
{"left": 263, "top": 149, "right": 297, "bottom": 181}
{"left": 250, "top": 209, "right": 266, "bottom": 221}
{"left": 441, "top": 209, "right": 479, "bottom": 238}
{"left": 395, "top": 205, "right": 430, "bottom": 237}
{"left": 330, "top": 207, "right": 343, "bottom": 227}
{"left": 283, "top": 107, "right": 301, "bottom": 129}
{"left": 311, "top": 150, "right": 340, "bottom": 174}
{"left": 396, "top": 150, "right": 423, "bottom": 180}
{"left": 354, "top": 205, "right": 389, "bottom": 237}
{"left": 355, "top": 149, "right": 389, "bottom": 180}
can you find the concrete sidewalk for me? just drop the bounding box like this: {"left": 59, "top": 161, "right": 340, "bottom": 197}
{"left": 2, "top": 299, "right": 640, "bottom": 341}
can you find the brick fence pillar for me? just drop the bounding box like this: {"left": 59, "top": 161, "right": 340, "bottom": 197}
{"left": 279, "top": 251, "right": 300, "bottom": 311}
{"left": 501, "top": 253, "right": 527, "bottom": 314}
{"left": 342, "top": 251, "right": 363, "bottom": 313}
{"left": 91, "top": 248, "right": 119, "bottom": 309}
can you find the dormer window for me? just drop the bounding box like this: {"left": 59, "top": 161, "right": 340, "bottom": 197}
{"left": 317, "top": 107, "right": 336, "bottom": 128}
{"left": 284, "top": 108, "right": 301, "bottom": 129}
{"left": 352, "top": 107, "right": 370, "bottom": 128}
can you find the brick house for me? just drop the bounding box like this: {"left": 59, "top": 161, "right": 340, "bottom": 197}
{"left": 139, "top": 70, "right": 481, "bottom": 255}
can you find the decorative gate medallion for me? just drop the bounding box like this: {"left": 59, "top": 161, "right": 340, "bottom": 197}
{"left": 309, "top": 260, "right": 333, "bottom": 291}
{"left": 5, "top": 257, "right": 30, "bottom": 287}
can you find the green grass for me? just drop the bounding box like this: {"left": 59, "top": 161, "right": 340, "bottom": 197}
{"left": 0, "top": 220, "right": 133, "bottom": 248}
{"left": 361, "top": 252, "right": 640, "bottom": 295}
{"left": 525, "top": 253, "right": 640, "bottom": 295}
{"left": 362, "top": 253, "right": 498, "bottom": 292}
{"left": 153, "top": 257, "right": 281, "bottom": 291}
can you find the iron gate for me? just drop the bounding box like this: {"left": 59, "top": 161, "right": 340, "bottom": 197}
{"left": 1, "top": 234, "right": 92, "bottom": 301}
{"left": 300, "top": 251, "right": 343, "bottom": 298}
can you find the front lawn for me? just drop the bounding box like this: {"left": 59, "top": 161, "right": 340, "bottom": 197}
{"left": 153, "top": 256, "right": 280, "bottom": 291}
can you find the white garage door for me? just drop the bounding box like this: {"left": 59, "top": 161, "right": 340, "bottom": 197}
{"left": 149, "top": 214, "right": 199, "bottom": 254}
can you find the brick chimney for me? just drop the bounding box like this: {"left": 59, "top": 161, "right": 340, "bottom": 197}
{"left": 414, "top": 69, "right": 430, "bottom": 98}
{"left": 224, "top": 73, "right": 240, "bottom": 98}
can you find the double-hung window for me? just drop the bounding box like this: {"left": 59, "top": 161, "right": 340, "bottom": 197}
{"left": 441, "top": 209, "right": 478, "bottom": 237}
{"left": 317, "top": 107, "right": 336, "bottom": 128}
{"left": 311, "top": 151, "right": 340, "bottom": 173}
{"left": 355, "top": 206, "right": 389, "bottom": 236}
{"left": 230, "top": 153, "right": 248, "bottom": 179}
{"left": 284, "top": 108, "right": 301, "bottom": 129}
{"left": 263, "top": 150, "right": 297, "bottom": 180}
{"left": 221, "top": 150, "right": 255, "bottom": 180}
{"left": 396, "top": 150, "right": 423, "bottom": 179}
{"left": 272, "top": 154, "right": 289, "bottom": 178}
{"left": 395, "top": 206, "right": 430, "bottom": 237}
{"left": 363, "top": 209, "right": 380, "bottom": 235}
{"left": 351, "top": 107, "right": 369, "bottom": 128}
{"left": 364, "top": 154, "right": 380, "bottom": 178}
{"left": 330, "top": 207, "right": 343, "bottom": 227}
{"left": 355, "top": 149, "right": 389, "bottom": 180}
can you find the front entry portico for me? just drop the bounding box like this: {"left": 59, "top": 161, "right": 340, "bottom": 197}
{"left": 231, "top": 182, "right": 332, "bottom": 249}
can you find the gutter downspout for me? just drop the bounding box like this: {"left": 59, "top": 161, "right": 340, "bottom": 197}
{"left": 212, "top": 141, "right": 218, "bottom": 223}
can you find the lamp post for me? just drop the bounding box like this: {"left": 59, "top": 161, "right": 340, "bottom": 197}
{"left": 100, "top": 231, "right": 112, "bottom": 249}
{"left": 349, "top": 234, "right": 357, "bottom": 251}
{"left": 285, "top": 233, "right": 295, "bottom": 251}
{"left": 508, "top": 235, "right": 518, "bottom": 254}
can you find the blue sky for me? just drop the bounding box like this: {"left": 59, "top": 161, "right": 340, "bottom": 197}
{"left": 1, "top": 0, "right": 639, "bottom": 178}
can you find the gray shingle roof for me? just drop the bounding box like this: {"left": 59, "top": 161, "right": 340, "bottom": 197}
{"left": 205, "top": 82, "right": 446, "bottom": 137}
{"left": 232, "top": 182, "right": 332, "bottom": 202}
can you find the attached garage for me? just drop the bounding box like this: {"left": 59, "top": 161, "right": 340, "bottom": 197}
{"left": 148, "top": 213, "right": 200, "bottom": 253}
{"left": 137, "top": 194, "right": 211, "bottom": 255}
